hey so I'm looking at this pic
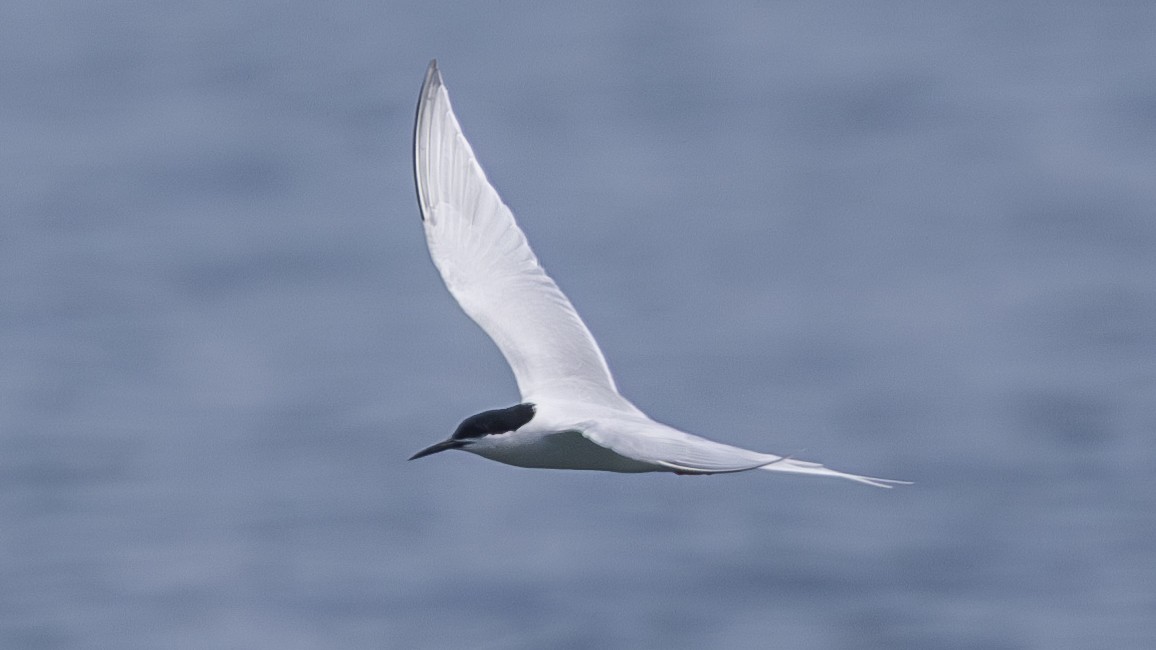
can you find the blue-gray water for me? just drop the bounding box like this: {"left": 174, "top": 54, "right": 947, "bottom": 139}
{"left": 3, "top": 2, "right": 1154, "bottom": 648}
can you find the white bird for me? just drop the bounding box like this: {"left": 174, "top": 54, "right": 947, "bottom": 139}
{"left": 408, "top": 60, "right": 908, "bottom": 488}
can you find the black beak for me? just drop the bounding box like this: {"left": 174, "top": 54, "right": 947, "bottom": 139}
{"left": 408, "top": 438, "right": 465, "bottom": 461}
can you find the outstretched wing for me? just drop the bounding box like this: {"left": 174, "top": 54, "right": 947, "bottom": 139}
{"left": 414, "top": 60, "right": 639, "bottom": 412}
{"left": 581, "top": 419, "right": 909, "bottom": 487}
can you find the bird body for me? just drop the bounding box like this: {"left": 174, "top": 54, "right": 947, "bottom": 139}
{"left": 408, "top": 60, "right": 907, "bottom": 488}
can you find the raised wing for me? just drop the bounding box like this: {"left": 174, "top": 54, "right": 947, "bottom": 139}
{"left": 414, "top": 60, "right": 639, "bottom": 412}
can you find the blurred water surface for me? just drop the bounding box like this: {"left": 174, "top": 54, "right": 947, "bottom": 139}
{"left": 2, "top": 1, "right": 1154, "bottom": 648}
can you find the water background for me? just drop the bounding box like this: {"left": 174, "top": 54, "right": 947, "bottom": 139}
{"left": 3, "top": 2, "right": 1154, "bottom": 648}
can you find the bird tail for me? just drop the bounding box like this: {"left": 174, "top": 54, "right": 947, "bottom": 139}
{"left": 758, "top": 456, "right": 911, "bottom": 488}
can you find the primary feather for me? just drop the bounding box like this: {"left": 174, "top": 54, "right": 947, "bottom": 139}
{"left": 414, "top": 61, "right": 640, "bottom": 413}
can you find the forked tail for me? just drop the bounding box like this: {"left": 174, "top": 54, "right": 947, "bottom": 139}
{"left": 759, "top": 457, "right": 911, "bottom": 488}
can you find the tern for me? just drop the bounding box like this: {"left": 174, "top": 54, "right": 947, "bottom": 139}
{"left": 408, "top": 61, "right": 907, "bottom": 487}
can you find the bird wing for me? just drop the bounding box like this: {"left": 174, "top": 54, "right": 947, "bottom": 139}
{"left": 413, "top": 60, "right": 639, "bottom": 413}
{"left": 580, "top": 419, "right": 785, "bottom": 474}
{"left": 581, "top": 419, "right": 909, "bottom": 486}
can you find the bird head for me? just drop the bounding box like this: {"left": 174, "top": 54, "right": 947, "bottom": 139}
{"left": 408, "top": 403, "right": 536, "bottom": 461}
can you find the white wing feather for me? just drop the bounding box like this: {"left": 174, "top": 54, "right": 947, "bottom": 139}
{"left": 414, "top": 60, "right": 639, "bottom": 412}
{"left": 581, "top": 419, "right": 910, "bottom": 487}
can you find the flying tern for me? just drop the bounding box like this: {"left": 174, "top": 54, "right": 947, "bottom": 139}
{"left": 408, "top": 60, "right": 907, "bottom": 487}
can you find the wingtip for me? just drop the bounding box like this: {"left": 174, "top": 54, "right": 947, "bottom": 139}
{"left": 415, "top": 59, "right": 446, "bottom": 223}
{"left": 424, "top": 59, "right": 442, "bottom": 92}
